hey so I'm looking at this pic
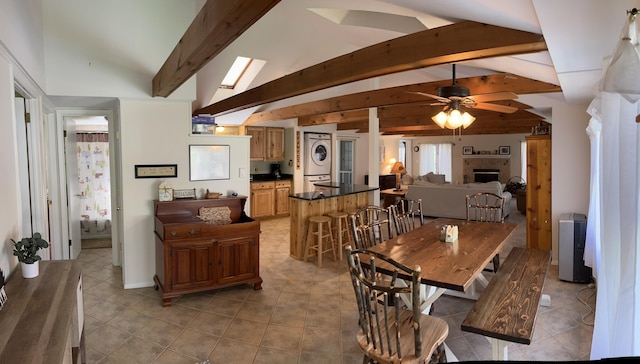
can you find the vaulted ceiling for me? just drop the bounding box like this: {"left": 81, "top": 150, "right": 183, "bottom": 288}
{"left": 153, "top": 0, "right": 630, "bottom": 136}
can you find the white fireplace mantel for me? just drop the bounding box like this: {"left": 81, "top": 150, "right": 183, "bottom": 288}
{"left": 463, "top": 155, "right": 510, "bottom": 159}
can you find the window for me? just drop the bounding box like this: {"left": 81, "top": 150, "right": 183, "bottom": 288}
{"left": 418, "top": 143, "right": 452, "bottom": 181}
{"left": 399, "top": 141, "right": 406, "bottom": 166}
{"left": 220, "top": 56, "right": 253, "bottom": 89}
{"left": 520, "top": 140, "right": 527, "bottom": 183}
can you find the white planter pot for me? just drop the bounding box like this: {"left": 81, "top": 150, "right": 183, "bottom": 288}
{"left": 21, "top": 261, "right": 39, "bottom": 279}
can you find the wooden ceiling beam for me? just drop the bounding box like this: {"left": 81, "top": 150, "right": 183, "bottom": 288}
{"left": 194, "top": 21, "right": 548, "bottom": 116}
{"left": 152, "top": 0, "right": 280, "bottom": 97}
{"left": 298, "top": 110, "right": 369, "bottom": 127}
{"left": 245, "top": 73, "right": 559, "bottom": 125}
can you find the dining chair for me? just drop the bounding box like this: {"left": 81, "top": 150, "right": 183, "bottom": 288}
{"left": 345, "top": 246, "right": 449, "bottom": 363}
{"left": 390, "top": 198, "right": 424, "bottom": 235}
{"left": 466, "top": 192, "right": 507, "bottom": 272}
{"left": 349, "top": 206, "right": 393, "bottom": 250}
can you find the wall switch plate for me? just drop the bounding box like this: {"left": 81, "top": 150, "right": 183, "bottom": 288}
{"left": 239, "top": 168, "right": 246, "bottom": 178}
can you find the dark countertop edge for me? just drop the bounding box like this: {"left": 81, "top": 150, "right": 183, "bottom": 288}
{"left": 250, "top": 174, "right": 293, "bottom": 182}
{"left": 289, "top": 184, "right": 379, "bottom": 201}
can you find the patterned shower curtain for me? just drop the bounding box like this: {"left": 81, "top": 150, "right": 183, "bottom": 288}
{"left": 76, "top": 133, "right": 111, "bottom": 238}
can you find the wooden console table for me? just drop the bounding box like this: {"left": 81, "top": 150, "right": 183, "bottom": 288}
{"left": 0, "top": 261, "right": 84, "bottom": 363}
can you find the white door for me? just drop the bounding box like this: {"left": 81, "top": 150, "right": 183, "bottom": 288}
{"left": 14, "top": 97, "right": 33, "bottom": 238}
{"left": 64, "top": 118, "right": 82, "bottom": 259}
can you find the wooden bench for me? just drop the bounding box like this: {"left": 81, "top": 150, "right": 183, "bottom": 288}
{"left": 461, "top": 247, "right": 551, "bottom": 360}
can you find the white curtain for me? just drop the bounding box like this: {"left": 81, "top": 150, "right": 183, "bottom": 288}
{"left": 586, "top": 91, "right": 640, "bottom": 359}
{"left": 418, "top": 143, "right": 452, "bottom": 181}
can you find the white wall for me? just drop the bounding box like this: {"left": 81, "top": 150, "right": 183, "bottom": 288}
{"left": 119, "top": 99, "right": 251, "bottom": 288}
{"left": 43, "top": 0, "right": 196, "bottom": 100}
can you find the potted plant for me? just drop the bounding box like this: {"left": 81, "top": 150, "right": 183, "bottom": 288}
{"left": 11, "top": 232, "right": 49, "bottom": 278}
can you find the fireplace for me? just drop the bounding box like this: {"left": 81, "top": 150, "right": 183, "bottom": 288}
{"left": 474, "top": 168, "right": 500, "bottom": 183}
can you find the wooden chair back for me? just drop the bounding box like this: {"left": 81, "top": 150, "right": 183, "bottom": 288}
{"left": 345, "top": 246, "right": 448, "bottom": 363}
{"left": 390, "top": 198, "right": 424, "bottom": 235}
{"left": 349, "top": 206, "right": 393, "bottom": 249}
{"left": 466, "top": 192, "right": 506, "bottom": 223}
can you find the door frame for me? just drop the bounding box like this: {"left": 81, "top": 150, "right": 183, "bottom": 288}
{"left": 52, "top": 109, "right": 120, "bottom": 265}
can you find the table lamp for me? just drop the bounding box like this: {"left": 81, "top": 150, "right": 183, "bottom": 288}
{"left": 390, "top": 161, "right": 406, "bottom": 191}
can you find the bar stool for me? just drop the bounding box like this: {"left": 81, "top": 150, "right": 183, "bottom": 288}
{"left": 327, "top": 211, "right": 351, "bottom": 261}
{"left": 303, "top": 215, "right": 336, "bottom": 267}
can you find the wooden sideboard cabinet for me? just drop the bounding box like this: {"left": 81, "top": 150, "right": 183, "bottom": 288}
{"left": 154, "top": 196, "right": 262, "bottom": 306}
{"left": 0, "top": 261, "right": 84, "bottom": 363}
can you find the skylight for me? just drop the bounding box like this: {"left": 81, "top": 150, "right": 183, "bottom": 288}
{"left": 220, "top": 56, "right": 253, "bottom": 89}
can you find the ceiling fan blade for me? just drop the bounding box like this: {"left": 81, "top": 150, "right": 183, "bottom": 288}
{"left": 467, "top": 91, "right": 518, "bottom": 103}
{"left": 406, "top": 91, "right": 450, "bottom": 103}
{"left": 471, "top": 102, "right": 518, "bottom": 113}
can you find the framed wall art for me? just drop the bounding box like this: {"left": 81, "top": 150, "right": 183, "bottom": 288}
{"left": 134, "top": 164, "right": 177, "bottom": 178}
{"left": 499, "top": 146, "right": 511, "bottom": 155}
{"left": 189, "top": 144, "right": 230, "bottom": 181}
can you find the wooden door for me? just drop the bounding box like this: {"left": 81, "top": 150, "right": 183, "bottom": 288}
{"left": 216, "top": 236, "right": 258, "bottom": 285}
{"left": 526, "top": 135, "right": 551, "bottom": 250}
{"left": 245, "top": 126, "right": 265, "bottom": 161}
{"left": 170, "top": 241, "right": 216, "bottom": 290}
{"left": 265, "top": 127, "right": 285, "bottom": 161}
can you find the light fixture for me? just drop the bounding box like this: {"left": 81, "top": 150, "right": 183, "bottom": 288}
{"left": 390, "top": 161, "right": 406, "bottom": 191}
{"left": 602, "top": 8, "right": 640, "bottom": 102}
{"left": 432, "top": 100, "right": 475, "bottom": 129}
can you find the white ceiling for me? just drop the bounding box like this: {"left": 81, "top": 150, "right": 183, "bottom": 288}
{"left": 198, "top": 0, "right": 640, "bottom": 122}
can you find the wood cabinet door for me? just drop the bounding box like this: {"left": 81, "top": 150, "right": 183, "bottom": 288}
{"left": 275, "top": 185, "right": 291, "bottom": 215}
{"left": 526, "top": 135, "right": 552, "bottom": 250}
{"left": 246, "top": 126, "right": 266, "bottom": 161}
{"left": 217, "top": 236, "right": 259, "bottom": 285}
{"left": 265, "top": 127, "right": 285, "bottom": 161}
{"left": 170, "top": 241, "right": 216, "bottom": 290}
{"left": 251, "top": 187, "right": 275, "bottom": 217}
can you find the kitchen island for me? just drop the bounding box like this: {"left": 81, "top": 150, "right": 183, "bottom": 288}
{"left": 289, "top": 184, "right": 378, "bottom": 259}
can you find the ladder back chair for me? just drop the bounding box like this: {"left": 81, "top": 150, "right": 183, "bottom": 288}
{"left": 466, "top": 192, "right": 507, "bottom": 272}
{"left": 390, "top": 198, "right": 424, "bottom": 236}
{"left": 346, "top": 246, "right": 448, "bottom": 363}
{"left": 349, "top": 206, "right": 394, "bottom": 250}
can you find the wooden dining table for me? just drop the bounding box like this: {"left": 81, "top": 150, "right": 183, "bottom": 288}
{"left": 366, "top": 218, "right": 518, "bottom": 312}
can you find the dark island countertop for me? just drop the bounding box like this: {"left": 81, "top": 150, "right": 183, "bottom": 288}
{"left": 289, "top": 184, "right": 378, "bottom": 200}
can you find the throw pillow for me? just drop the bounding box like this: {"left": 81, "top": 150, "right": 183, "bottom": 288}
{"left": 401, "top": 174, "right": 415, "bottom": 185}
{"left": 426, "top": 173, "right": 446, "bottom": 184}
{"left": 198, "top": 206, "right": 232, "bottom": 225}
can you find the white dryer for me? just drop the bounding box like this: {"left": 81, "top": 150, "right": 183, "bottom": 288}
{"left": 304, "top": 132, "right": 332, "bottom": 176}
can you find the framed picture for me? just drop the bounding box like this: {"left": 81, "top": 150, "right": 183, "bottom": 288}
{"left": 499, "top": 146, "right": 511, "bottom": 155}
{"left": 189, "top": 145, "right": 230, "bottom": 181}
{"left": 134, "top": 164, "right": 177, "bottom": 178}
{"left": 462, "top": 146, "right": 473, "bottom": 155}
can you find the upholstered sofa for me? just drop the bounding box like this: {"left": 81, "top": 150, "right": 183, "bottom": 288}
{"left": 404, "top": 179, "right": 512, "bottom": 219}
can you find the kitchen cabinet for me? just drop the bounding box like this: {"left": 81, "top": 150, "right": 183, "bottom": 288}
{"left": 526, "top": 135, "right": 551, "bottom": 250}
{"left": 154, "top": 197, "right": 262, "bottom": 306}
{"left": 250, "top": 181, "right": 276, "bottom": 218}
{"left": 275, "top": 180, "right": 292, "bottom": 216}
{"left": 244, "top": 126, "right": 285, "bottom": 161}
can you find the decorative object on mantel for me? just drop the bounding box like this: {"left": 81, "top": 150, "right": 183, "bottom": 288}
{"left": 205, "top": 189, "right": 221, "bottom": 199}
{"left": 462, "top": 146, "right": 473, "bottom": 155}
{"left": 499, "top": 146, "right": 510, "bottom": 155}
{"left": 11, "top": 232, "right": 49, "bottom": 279}
{"left": 173, "top": 188, "right": 197, "bottom": 199}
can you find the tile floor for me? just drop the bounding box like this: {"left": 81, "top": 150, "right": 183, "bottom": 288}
{"left": 78, "top": 201, "right": 596, "bottom": 363}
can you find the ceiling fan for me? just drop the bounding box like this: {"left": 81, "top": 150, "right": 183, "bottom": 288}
{"left": 409, "top": 64, "right": 519, "bottom": 115}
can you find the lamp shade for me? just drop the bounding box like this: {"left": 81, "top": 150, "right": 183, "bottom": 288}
{"left": 390, "top": 161, "right": 406, "bottom": 174}
{"left": 431, "top": 108, "right": 475, "bottom": 130}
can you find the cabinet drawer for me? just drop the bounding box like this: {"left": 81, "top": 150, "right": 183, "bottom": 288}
{"left": 251, "top": 181, "right": 275, "bottom": 190}
{"left": 163, "top": 224, "right": 202, "bottom": 240}
{"left": 275, "top": 180, "right": 291, "bottom": 188}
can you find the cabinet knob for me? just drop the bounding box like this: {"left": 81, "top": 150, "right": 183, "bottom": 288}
{"left": 189, "top": 229, "right": 196, "bottom": 235}
{"left": 171, "top": 231, "right": 178, "bottom": 236}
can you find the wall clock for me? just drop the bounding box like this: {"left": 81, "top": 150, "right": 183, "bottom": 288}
{"left": 413, "top": 146, "right": 420, "bottom": 152}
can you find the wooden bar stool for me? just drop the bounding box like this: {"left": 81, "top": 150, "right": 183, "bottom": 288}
{"left": 327, "top": 211, "right": 351, "bottom": 261}
{"left": 303, "top": 215, "right": 336, "bottom": 267}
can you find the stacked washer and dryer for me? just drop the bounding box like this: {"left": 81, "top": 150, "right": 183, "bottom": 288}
{"left": 303, "top": 132, "right": 332, "bottom": 192}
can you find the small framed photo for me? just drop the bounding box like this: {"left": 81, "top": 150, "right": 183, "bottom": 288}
{"left": 499, "top": 146, "right": 511, "bottom": 155}
{"left": 462, "top": 146, "right": 473, "bottom": 155}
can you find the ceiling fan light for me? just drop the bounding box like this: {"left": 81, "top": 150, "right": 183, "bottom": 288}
{"left": 462, "top": 112, "right": 476, "bottom": 128}
{"left": 431, "top": 111, "right": 448, "bottom": 128}
{"left": 447, "top": 109, "right": 463, "bottom": 129}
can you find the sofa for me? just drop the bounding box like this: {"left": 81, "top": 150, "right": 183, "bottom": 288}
{"left": 404, "top": 178, "right": 512, "bottom": 219}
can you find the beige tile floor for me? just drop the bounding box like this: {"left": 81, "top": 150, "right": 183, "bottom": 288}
{"left": 78, "top": 201, "right": 596, "bottom": 363}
